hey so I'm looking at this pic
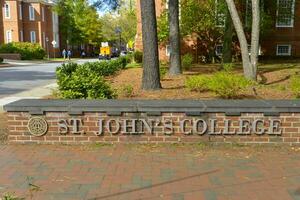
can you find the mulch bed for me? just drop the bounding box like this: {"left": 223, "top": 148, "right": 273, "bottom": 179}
{"left": 111, "top": 63, "right": 299, "bottom": 100}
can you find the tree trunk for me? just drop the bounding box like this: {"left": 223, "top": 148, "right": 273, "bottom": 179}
{"left": 222, "top": 8, "right": 233, "bottom": 64}
{"left": 168, "top": 0, "right": 182, "bottom": 75}
{"left": 140, "top": 0, "right": 161, "bottom": 90}
{"left": 225, "top": 0, "right": 252, "bottom": 79}
{"left": 250, "top": 0, "right": 260, "bottom": 81}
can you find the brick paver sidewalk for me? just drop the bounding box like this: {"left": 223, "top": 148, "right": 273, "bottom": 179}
{"left": 0, "top": 144, "right": 300, "bottom": 200}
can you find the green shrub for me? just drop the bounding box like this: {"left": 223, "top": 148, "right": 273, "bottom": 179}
{"left": 291, "top": 75, "right": 300, "bottom": 98}
{"left": 160, "top": 67, "right": 168, "bottom": 78}
{"left": 133, "top": 51, "right": 143, "bottom": 63}
{"left": 186, "top": 71, "right": 253, "bottom": 99}
{"left": 182, "top": 53, "right": 193, "bottom": 70}
{"left": 186, "top": 75, "right": 210, "bottom": 92}
{"left": 120, "top": 84, "right": 134, "bottom": 98}
{"left": 222, "top": 63, "right": 234, "bottom": 72}
{"left": 56, "top": 64, "right": 116, "bottom": 99}
{"left": 0, "top": 57, "right": 3, "bottom": 63}
{"left": 208, "top": 71, "right": 253, "bottom": 99}
{"left": 0, "top": 42, "right": 45, "bottom": 60}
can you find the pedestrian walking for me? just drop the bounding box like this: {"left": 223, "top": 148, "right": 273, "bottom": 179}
{"left": 62, "top": 49, "right": 67, "bottom": 60}
{"left": 67, "top": 50, "right": 72, "bottom": 60}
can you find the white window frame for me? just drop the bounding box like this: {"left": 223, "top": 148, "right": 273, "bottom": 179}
{"left": 30, "top": 31, "right": 36, "bottom": 43}
{"left": 42, "top": 7, "right": 45, "bottom": 22}
{"left": 276, "top": 44, "right": 292, "bottom": 56}
{"left": 19, "top": 4, "right": 22, "bottom": 20}
{"left": 166, "top": 45, "right": 171, "bottom": 57}
{"left": 4, "top": 3, "right": 11, "bottom": 19}
{"left": 6, "top": 30, "right": 12, "bottom": 43}
{"left": 276, "top": 0, "right": 295, "bottom": 28}
{"left": 20, "top": 30, "right": 23, "bottom": 42}
{"left": 29, "top": 5, "right": 35, "bottom": 21}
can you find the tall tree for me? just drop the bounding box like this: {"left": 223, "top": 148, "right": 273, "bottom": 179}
{"left": 140, "top": 0, "right": 161, "bottom": 90}
{"left": 168, "top": 0, "right": 182, "bottom": 75}
{"left": 250, "top": 0, "right": 260, "bottom": 80}
{"left": 100, "top": 3, "right": 137, "bottom": 45}
{"left": 54, "top": 0, "right": 103, "bottom": 46}
{"left": 222, "top": 8, "right": 233, "bottom": 64}
{"left": 225, "top": 0, "right": 260, "bottom": 80}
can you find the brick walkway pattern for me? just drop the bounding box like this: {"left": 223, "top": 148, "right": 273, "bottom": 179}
{"left": 0, "top": 145, "right": 300, "bottom": 200}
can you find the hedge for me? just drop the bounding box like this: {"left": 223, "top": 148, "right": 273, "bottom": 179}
{"left": 0, "top": 42, "right": 46, "bottom": 60}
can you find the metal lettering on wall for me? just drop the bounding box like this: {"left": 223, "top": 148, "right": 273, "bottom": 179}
{"left": 50, "top": 117, "right": 282, "bottom": 137}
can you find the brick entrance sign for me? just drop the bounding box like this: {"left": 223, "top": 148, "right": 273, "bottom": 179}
{"left": 4, "top": 100, "right": 300, "bottom": 145}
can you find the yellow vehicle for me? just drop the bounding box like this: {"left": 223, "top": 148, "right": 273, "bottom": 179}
{"left": 100, "top": 46, "right": 111, "bottom": 56}
{"left": 99, "top": 46, "right": 112, "bottom": 60}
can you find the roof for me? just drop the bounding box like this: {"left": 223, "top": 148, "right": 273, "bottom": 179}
{"left": 20, "top": 0, "right": 57, "bottom": 6}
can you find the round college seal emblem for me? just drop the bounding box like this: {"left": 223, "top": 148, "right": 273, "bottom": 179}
{"left": 27, "top": 117, "right": 48, "bottom": 136}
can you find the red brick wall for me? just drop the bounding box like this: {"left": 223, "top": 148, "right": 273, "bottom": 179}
{"left": 6, "top": 111, "right": 300, "bottom": 145}
{"left": 0, "top": 1, "right": 59, "bottom": 57}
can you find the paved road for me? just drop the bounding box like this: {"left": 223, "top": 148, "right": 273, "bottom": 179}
{"left": 0, "top": 59, "right": 98, "bottom": 98}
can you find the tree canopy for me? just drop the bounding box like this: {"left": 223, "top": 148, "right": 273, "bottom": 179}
{"left": 54, "top": 0, "right": 103, "bottom": 46}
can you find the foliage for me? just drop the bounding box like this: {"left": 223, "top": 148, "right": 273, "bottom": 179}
{"left": 0, "top": 42, "right": 45, "bottom": 60}
{"left": 157, "top": 10, "right": 169, "bottom": 42}
{"left": 126, "top": 63, "right": 141, "bottom": 68}
{"left": 182, "top": 53, "right": 194, "bottom": 70}
{"left": 160, "top": 67, "right": 168, "bottom": 78}
{"left": 1, "top": 193, "right": 23, "bottom": 200}
{"left": 133, "top": 51, "right": 143, "bottom": 63}
{"left": 290, "top": 75, "right": 300, "bottom": 98}
{"left": 56, "top": 65, "right": 116, "bottom": 99}
{"left": 54, "top": 0, "right": 103, "bottom": 46}
{"left": 100, "top": 1, "right": 137, "bottom": 44}
{"left": 56, "top": 57, "right": 131, "bottom": 99}
{"left": 186, "top": 71, "right": 253, "bottom": 99}
{"left": 120, "top": 84, "right": 134, "bottom": 97}
{"left": 185, "top": 75, "right": 210, "bottom": 92}
{"left": 0, "top": 57, "right": 3, "bottom": 63}
{"left": 222, "top": 63, "right": 234, "bottom": 72}
{"left": 207, "top": 71, "right": 253, "bottom": 99}
{"left": 156, "top": 0, "right": 275, "bottom": 63}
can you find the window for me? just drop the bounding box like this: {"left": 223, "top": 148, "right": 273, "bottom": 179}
{"left": 215, "top": 45, "right": 223, "bottom": 56}
{"left": 6, "top": 30, "right": 12, "bottom": 43}
{"left": 20, "top": 31, "right": 23, "bottom": 42}
{"left": 215, "top": 0, "right": 225, "bottom": 27}
{"left": 276, "top": 0, "right": 295, "bottom": 27}
{"left": 166, "top": 45, "right": 171, "bottom": 57}
{"left": 4, "top": 3, "right": 10, "bottom": 19}
{"left": 30, "top": 31, "right": 36, "bottom": 43}
{"left": 42, "top": 7, "right": 45, "bottom": 21}
{"left": 29, "top": 5, "right": 35, "bottom": 21}
{"left": 19, "top": 4, "right": 22, "bottom": 20}
{"left": 277, "top": 45, "right": 291, "bottom": 56}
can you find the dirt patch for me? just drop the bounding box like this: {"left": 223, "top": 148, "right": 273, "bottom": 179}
{"left": 111, "top": 63, "right": 299, "bottom": 100}
{"left": 0, "top": 113, "right": 8, "bottom": 143}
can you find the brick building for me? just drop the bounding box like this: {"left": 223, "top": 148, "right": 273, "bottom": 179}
{"left": 135, "top": 0, "right": 300, "bottom": 61}
{"left": 0, "top": 0, "right": 60, "bottom": 57}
